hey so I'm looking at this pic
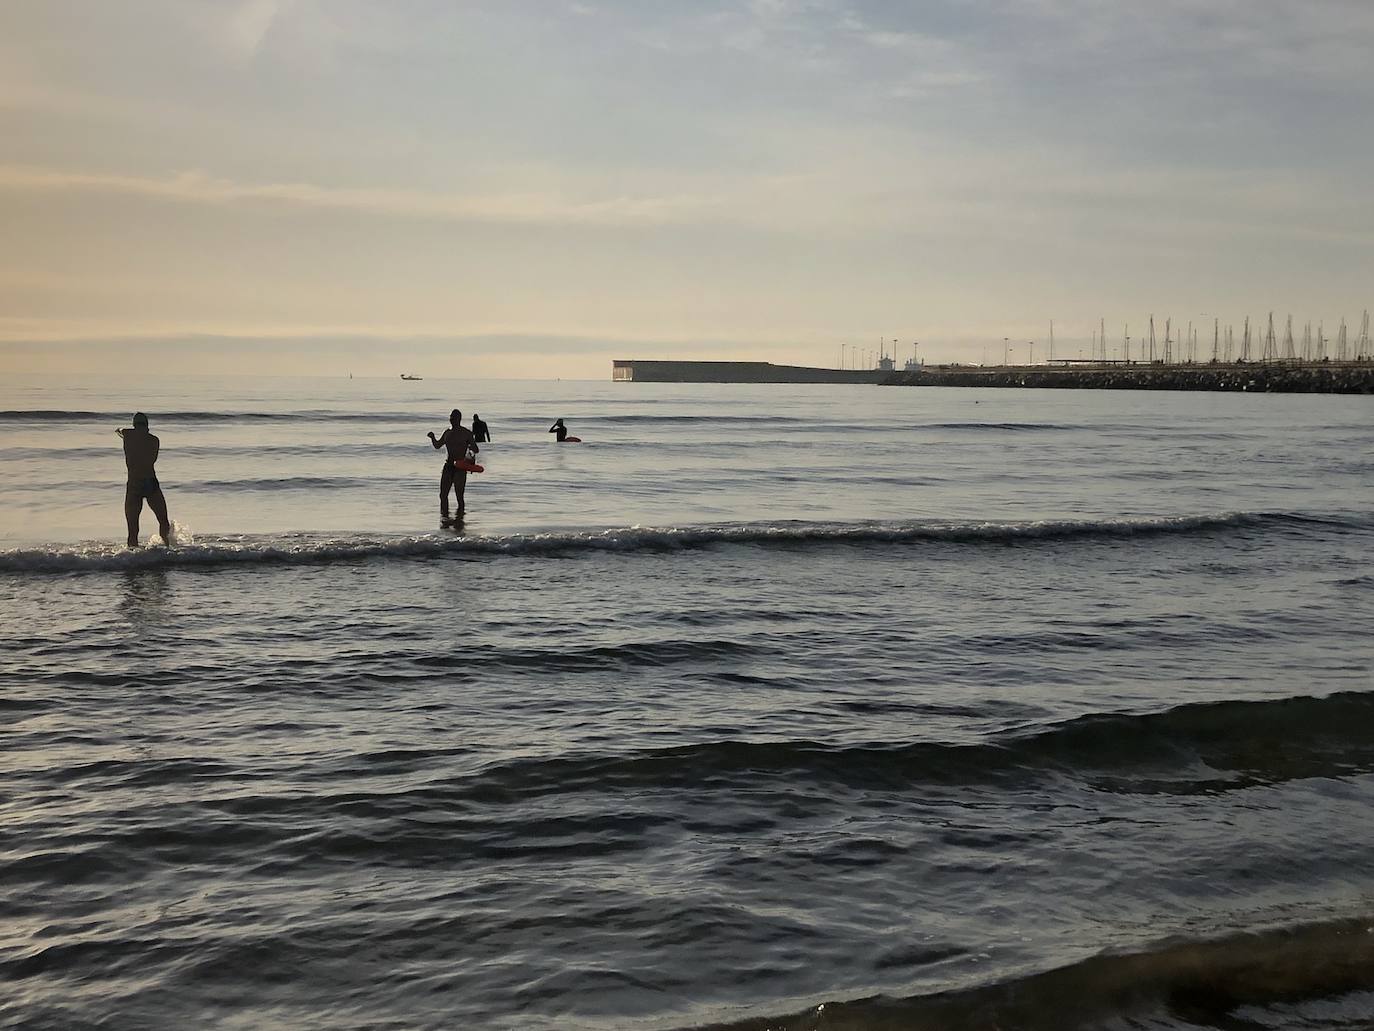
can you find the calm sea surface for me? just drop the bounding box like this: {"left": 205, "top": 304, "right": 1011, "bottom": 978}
{"left": 2, "top": 374, "right": 1372, "bottom": 1030}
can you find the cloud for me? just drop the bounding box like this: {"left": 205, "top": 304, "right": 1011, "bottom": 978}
{"left": 4, "top": 135, "right": 1371, "bottom": 252}
{"left": 0, "top": 165, "right": 720, "bottom": 229}
{"left": 994, "top": 0, "right": 1374, "bottom": 80}
{"left": 228, "top": 0, "right": 291, "bottom": 58}
{"left": 0, "top": 328, "right": 802, "bottom": 355}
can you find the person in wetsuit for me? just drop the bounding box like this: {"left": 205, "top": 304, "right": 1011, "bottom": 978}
{"left": 428, "top": 408, "right": 478, "bottom": 518}
{"left": 549, "top": 418, "right": 569, "bottom": 442}
{"left": 118, "top": 412, "right": 172, "bottom": 548}
{"left": 471, "top": 414, "right": 491, "bottom": 443}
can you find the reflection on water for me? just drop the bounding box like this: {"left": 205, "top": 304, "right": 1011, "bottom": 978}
{"left": 119, "top": 568, "right": 169, "bottom": 629}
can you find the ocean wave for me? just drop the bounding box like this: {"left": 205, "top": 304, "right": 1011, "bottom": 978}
{"left": 188, "top": 476, "right": 389, "bottom": 491}
{"left": 452, "top": 689, "right": 1374, "bottom": 802}
{"left": 135, "top": 690, "right": 1371, "bottom": 810}
{"left": 415, "top": 637, "right": 761, "bottom": 674}
{"left": 0, "top": 409, "right": 425, "bottom": 424}
{"left": 702, "top": 915, "right": 1374, "bottom": 1031}
{"left": 0, "top": 442, "right": 424, "bottom": 462}
{"left": 7, "top": 475, "right": 397, "bottom": 493}
{"left": 1, "top": 512, "right": 1364, "bottom": 573}
{"left": 916, "top": 421, "right": 1078, "bottom": 431}
{"left": 590, "top": 414, "right": 810, "bottom": 424}
{"left": 0, "top": 410, "right": 812, "bottom": 426}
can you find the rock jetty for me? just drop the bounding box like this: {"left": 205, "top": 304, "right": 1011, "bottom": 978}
{"left": 883, "top": 362, "right": 1374, "bottom": 394}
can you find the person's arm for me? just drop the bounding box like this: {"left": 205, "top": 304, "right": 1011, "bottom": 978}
{"left": 428, "top": 429, "right": 447, "bottom": 450}
{"left": 549, "top": 423, "right": 558, "bottom": 433}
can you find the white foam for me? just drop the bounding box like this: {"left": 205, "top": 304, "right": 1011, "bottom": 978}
{"left": 151, "top": 521, "right": 194, "bottom": 548}
{"left": 0, "top": 512, "right": 1296, "bottom": 574}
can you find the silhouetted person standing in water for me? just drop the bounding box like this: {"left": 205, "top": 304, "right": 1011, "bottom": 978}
{"left": 471, "top": 414, "right": 491, "bottom": 443}
{"left": 118, "top": 412, "right": 172, "bottom": 548}
{"left": 428, "top": 408, "right": 478, "bottom": 519}
{"left": 549, "top": 418, "right": 569, "bottom": 442}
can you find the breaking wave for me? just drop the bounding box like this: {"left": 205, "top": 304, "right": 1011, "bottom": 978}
{"left": 704, "top": 914, "right": 1374, "bottom": 1031}
{"left": 1, "top": 512, "right": 1363, "bottom": 573}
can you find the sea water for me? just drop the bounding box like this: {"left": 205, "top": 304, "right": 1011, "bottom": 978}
{"left": 1, "top": 374, "right": 1372, "bottom": 1030}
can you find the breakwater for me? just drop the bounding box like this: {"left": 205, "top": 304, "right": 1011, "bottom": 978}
{"left": 613, "top": 360, "right": 884, "bottom": 384}
{"left": 884, "top": 361, "right": 1374, "bottom": 394}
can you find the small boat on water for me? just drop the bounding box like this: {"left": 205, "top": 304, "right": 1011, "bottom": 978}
{"left": 400, "top": 374, "right": 423, "bottom": 381}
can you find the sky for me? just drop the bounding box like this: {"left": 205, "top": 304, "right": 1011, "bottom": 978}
{"left": 2, "top": 0, "right": 1373, "bottom": 378}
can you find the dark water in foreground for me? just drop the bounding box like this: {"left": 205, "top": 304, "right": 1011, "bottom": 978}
{"left": 2, "top": 377, "right": 1372, "bottom": 1029}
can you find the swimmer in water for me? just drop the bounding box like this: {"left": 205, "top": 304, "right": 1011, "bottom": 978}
{"left": 117, "top": 412, "right": 172, "bottom": 548}
{"left": 428, "top": 408, "right": 478, "bottom": 518}
{"left": 471, "top": 413, "right": 491, "bottom": 443}
{"left": 549, "top": 418, "right": 569, "bottom": 443}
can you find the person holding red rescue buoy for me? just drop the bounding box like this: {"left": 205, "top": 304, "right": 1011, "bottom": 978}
{"left": 427, "top": 408, "right": 478, "bottom": 520}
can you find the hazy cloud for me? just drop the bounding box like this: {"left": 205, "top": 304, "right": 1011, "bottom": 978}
{"left": 227, "top": 0, "right": 291, "bottom": 58}
{"left": 0, "top": 165, "right": 721, "bottom": 228}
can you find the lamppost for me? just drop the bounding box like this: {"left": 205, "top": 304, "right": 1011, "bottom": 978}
{"left": 1029, "top": 341, "right": 1035, "bottom": 366}
{"left": 1003, "top": 337, "right": 1009, "bottom": 366}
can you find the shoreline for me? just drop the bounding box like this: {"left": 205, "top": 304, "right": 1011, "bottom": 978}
{"left": 882, "top": 360, "right": 1374, "bottom": 394}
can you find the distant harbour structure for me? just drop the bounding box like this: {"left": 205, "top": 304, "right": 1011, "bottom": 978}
{"left": 612, "top": 360, "right": 887, "bottom": 384}
{"left": 616, "top": 312, "right": 1372, "bottom": 391}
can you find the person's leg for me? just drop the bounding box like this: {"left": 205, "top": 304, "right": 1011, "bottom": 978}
{"left": 124, "top": 483, "right": 142, "bottom": 547}
{"left": 147, "top": 485, "right": 172, "bottom": 544}
{"left": 455, "top": 469, "right": 468, "bottom": 513}
{"left": 439, "top": 463, "right": 454, "bottom": 517}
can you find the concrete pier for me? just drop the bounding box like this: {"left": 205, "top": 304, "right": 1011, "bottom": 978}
{"left": 883, "top": 361, "right": 1374, "bottom": 394}
{"left": 614, "top": 360, "right": 884, "bottom": 384}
